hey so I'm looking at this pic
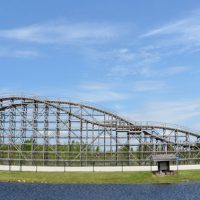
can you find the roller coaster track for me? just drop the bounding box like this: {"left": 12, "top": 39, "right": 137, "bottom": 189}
{"left": 0, "top": 95, "right": 200, "bottom": 166}
{"left": 0, "top": 96, "right": 199, "bottom": 134}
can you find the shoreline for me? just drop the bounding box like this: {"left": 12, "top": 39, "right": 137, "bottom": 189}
{"left": 0, "top": 170, "right": 200, "bottom": 184}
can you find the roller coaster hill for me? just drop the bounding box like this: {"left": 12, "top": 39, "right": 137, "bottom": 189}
{"left": 0, "top": 95, "right": 200, "bottom": 167}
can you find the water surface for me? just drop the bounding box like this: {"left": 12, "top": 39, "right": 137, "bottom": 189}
{"left": 0, "top": 182, "right": 199, "bottom": 200}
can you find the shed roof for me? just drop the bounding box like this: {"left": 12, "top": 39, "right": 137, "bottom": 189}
{"left": 151, "top": 154, "right": 176, "bottom": 162}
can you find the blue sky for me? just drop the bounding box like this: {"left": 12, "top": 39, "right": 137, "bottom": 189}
{"left": 1, "top": 0, "right": 200, "bottom": 128}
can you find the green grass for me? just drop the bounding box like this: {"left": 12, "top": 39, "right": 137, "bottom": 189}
{"left": 1, "top": 170, "right": 200, "bottom": 184}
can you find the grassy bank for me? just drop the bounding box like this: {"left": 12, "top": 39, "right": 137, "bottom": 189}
{"left": 0, "top": 170, "right": 200, "bottom": 184}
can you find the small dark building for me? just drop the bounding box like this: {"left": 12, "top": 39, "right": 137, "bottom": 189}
{"left": 151, "top": 154, "right": 176, "bottom": 174}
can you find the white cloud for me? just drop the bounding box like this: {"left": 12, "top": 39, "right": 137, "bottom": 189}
{"left": 0, "top": 47, "right": 38, "bottom": 58}
{"left": 162, "top": 66, "right": 189, "bottom": 76}
{"left": 85, "top": 47, "right": 136, "bottom": 65}
{"left": 125, "top": 100, "right": 200, "bottom": 125}
{"left": 108, "top": 63, "right": 189, "bottom": 79}
{"left": 0, "top": 22, "right": 120, "bottom": 45}
{"left": 133, "top": 80, "right": 166, "bottom": 92}
{"left": 12, "top": 50, "right": 38, "bottom": 58}
{"left": 78, "top": 90, "right": 127, "bottom": 102}
{"left": 75, "top": 82, "right": 128, "bottom": 102}
{"left": 107, "top": 48, "right": 160, "bottom": 78}
{"left": 108, "top": 65, "right": 134, "bottom": 77}
{"left": 141, "top": 12, "right": 200, "bottom": 53}
{"left": 75, "top": 80, "right": 166, "bottom": 104}
{"left": 114, "top": 48, "right": 135, "bottom": 62}
{"left": 80, "top": 82, "right": 112, "bottom": 91}
{"left": 142, "top": 20, "right": 188, "bottom": 37}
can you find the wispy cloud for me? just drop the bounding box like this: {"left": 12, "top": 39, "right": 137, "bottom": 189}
{"left": 107, "top": 48, "right": 189, "bottom": 78}
{"left": 0, "top": 22, "right": 121, "bottom": 45}
{"left": 104, "top": 12, "right": 196, "bottom": 80}
{"left": 133, "top": 80, "right": 166, "bottom": 92}
{"left": 11, "top": 50, "right": 38, "bottom": 58}
{"left": 0, "top": 47, "right": 38, "bottom": 58}
{"left": 74, "top": 80, "right": 167, "bottom": 104}
{"left": 112, "top": 48, "right": 135, "bottom": 62}
{"left": 126, "top": 100, "right": 200, "bottom": 125}
{"left": 74, "top": 82, "right": 128, "bottom": 102}
{"left": 162, "top": 66, "right": 189, "bottom": 75}
{"left": 105, "top": 47, "right": 160, "bottom": 78}
{"left": 142, "top": 20, "right": 189, "bottom": 37}
{"left": 142, "top": 12, "right": 200, "bottom": 53}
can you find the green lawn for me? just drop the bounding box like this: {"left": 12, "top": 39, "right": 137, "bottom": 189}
{"left": 0, "top": 170, "right": 200, "bottom": 184}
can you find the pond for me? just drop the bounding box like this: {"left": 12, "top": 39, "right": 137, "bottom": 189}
{"left": 0, "top": 182, "right": 199, "bottom": 200}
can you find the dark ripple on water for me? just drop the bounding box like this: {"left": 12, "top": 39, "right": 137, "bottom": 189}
{"left": 0, "top": 182, "right": 200, "bottom": 200}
